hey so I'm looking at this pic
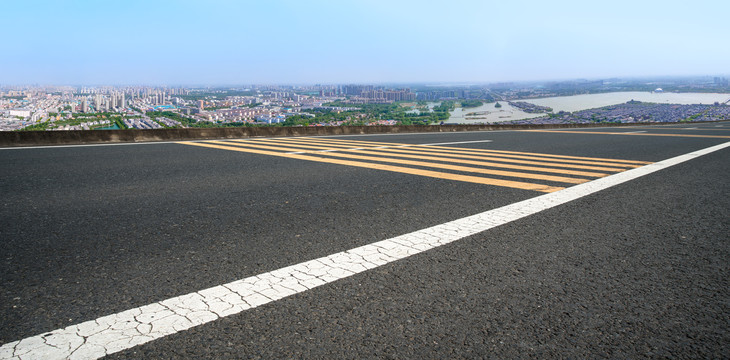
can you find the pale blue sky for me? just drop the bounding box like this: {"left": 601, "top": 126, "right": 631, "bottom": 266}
{"left": 1, "top": 0, "right": 728, "bottom": 85}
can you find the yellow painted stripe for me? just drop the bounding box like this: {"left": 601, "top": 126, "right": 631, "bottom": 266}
{"left": 335, "top": 145, "right": 629, "bottom": 172}
{"left": 279, "top": 137, "right": 400, "bottom": 146}
{"left": 279, "top": 137, "right": 652, "bottom": 165}
{"left": 255, "top": 138, "right": 628, "bottom": 172}
{"left": 257, "top": 137, "right": 389, "bottom": 147}
{"left": 402, "top": 146, "right": 644, "bottom": 167}
{"left": 522, "top": 130, "right": 730, "bottom": 139}
{"left": 181, "top": 141, "right": 565, "bottom": 192}
{"left": 227, "top": 139, "right": 611, "bottom": 177}
{"left": 223, "top": 140, "right": 588, "bottom": 184}
{"left": 415, "top": 145, "right": 651, "bottom": 165}
{"left": 273, "top": 137, "right": 644, "bottom": 168}
{"left": 264, "top": 138, "right": 389, "bottom": 150}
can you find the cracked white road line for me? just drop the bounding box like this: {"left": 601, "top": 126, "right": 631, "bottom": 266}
{"left": 2, "top": 141, "right": 728, "bottom": 360}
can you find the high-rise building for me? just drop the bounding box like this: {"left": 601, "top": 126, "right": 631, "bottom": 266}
{"left": 343, "top": 85, "right": 374, "bottom": 96}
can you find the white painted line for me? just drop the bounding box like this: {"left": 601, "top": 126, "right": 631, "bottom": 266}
{"left": 622, "top": 131, "right": 647, "bottom": 134}
{"left": 681, "top": 127, "right": 698, "bottom": 130}
{"left": 2, "top": 141, "right": 728, "bottom": 360}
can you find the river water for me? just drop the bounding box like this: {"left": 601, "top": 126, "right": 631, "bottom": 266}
{"left": 446, "top": 102, "right": 544, "bottom": 124}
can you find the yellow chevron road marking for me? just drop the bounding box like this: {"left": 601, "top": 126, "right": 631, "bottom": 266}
{"left": 270, "top": 137, "right": 644, "bottom": 168}
{"left": 255, "top": 139, "right": 629, "bottom": 172}
{"left": 182, "top": 141, "right": 565, "bottom": 193}
{"left": 227, "top": 139, "right": 612, "bottom": 177}
{"left": 222, "top": 140, "right": 589, "bottom": 184}
{"left": 178, "top": 137, "right": 651, "bottom": 192}
{"left": 285, "top": 137, "right": 652, "bottom": 165}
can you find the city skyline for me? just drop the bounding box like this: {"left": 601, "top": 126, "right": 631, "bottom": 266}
{"left": 1, "top": 0, "right": 729, "bottom": 86}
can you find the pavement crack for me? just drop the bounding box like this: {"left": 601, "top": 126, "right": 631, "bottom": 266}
{"left": 10, "top": 342, "right": 19, "bottom": 358}
{"left": 279, "top": 283, "right": 300, "bottom": 292}
{"left": 254, "top": 290, "right": 276, "bottom": 301}
{"left": 65, "top": 335, "right": 87, "bottom": 359}
{"left": 135, "top": 323, "right": 153, "bottom": 336}
{"left": 40, "top": 335, "right": 61, "bottom": 350}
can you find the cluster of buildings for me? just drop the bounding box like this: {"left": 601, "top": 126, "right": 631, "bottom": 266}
{"left": 1, "top": 87, "right": 74, "bottom": 130}
{"left": 155, "top": 116, "right": 182, "bottom": 127}
{"left": 0, "top": 84, "right": 355, "bottom": 130}
{"left": 360, "top": 89, "right": 416, "bottom": 102}
{"left": 79, "top": 93, "right": 126, "bottom": 113}
{"left": 123, "top": 117, "right": 163, "bottom": 129}
{"left": 332, "top": 85, "right": 416, "bottom": 104}
{"left": 509, "top": 102, "right": 730, "bottom": 125}
{"left": 337, "top": 89, "right": 415, "bottom": 104}
{"left": 52, "top": 119, "right": 112, "bottom": 131}
{"left": 194, "top": 107, "right": 271, "bottom": 122}
{"left": 416, "top": 89, "right": 468, "bottom": 100}
{"left": 337, "top": 85, "right": 416, "bottom": 103}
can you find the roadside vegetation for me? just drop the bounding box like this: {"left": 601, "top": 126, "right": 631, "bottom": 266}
{"left": 460, "top": 100, "right": 484, "bottom": 108}
{"left": 305, "top": 100, "right": 455, "bottom": 125}
{"left": 21, "top": 112, "right": 128, "bottom": 131}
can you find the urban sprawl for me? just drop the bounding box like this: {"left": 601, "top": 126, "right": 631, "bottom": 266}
{"left": 1, "top": 77, "right": 729, "bottom": 131}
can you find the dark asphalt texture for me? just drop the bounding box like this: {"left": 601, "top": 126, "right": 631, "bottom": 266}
{"left": 1, "top": 123, "right": 728, "bottom": 358}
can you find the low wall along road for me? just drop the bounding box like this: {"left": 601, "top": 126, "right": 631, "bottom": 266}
{"left": 0, "top": 122, "right": 710, "bottom": 147}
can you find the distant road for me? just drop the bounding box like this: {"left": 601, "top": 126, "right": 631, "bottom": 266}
{"left": 1, "top": 122, "right": 728, "bottom": 358}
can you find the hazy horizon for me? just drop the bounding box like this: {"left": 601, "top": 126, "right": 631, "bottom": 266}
{"left": 2, "top": 0, "right": 729, "bottom": 86}
{"left": 5, "top": 75, "right": 730, "bottom": 89}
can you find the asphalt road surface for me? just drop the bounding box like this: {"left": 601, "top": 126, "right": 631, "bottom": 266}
{"left": 1, "top": 122, "right": 728, "bottom": 358}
